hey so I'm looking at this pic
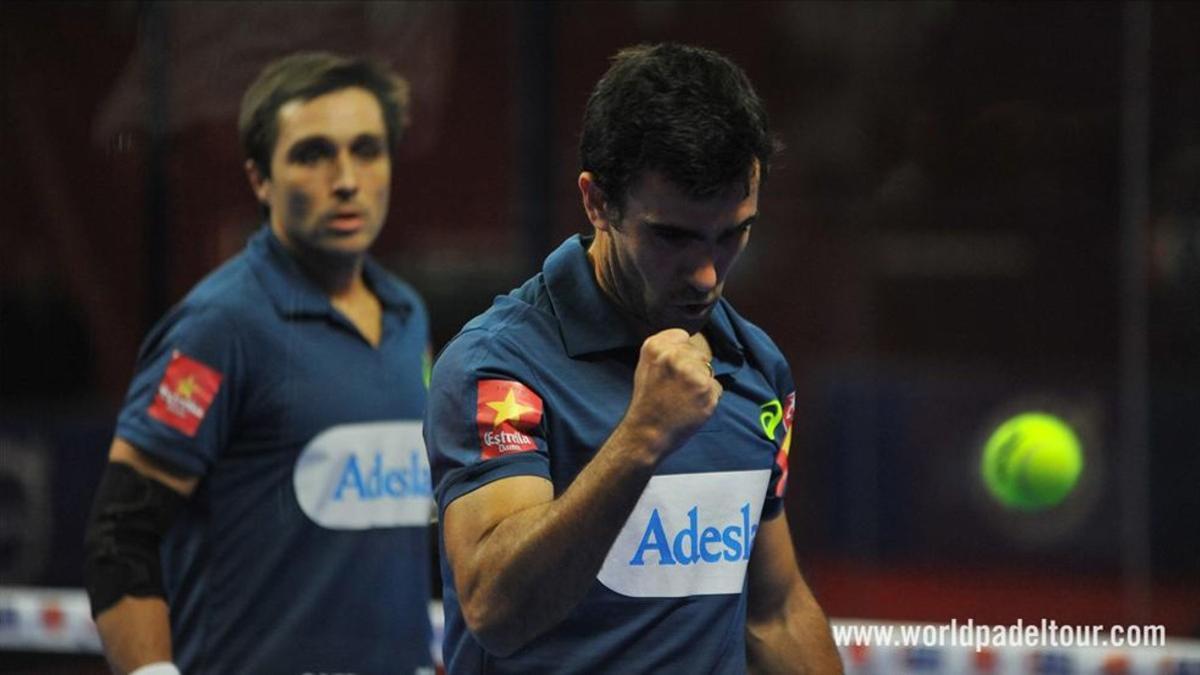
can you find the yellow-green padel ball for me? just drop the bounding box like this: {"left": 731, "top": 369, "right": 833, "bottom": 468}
{"left": 981, "top": 412, "right": 1083, "bottom": 511}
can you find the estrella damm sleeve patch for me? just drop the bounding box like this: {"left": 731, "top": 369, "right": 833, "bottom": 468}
{"left": 773, "top": 391, "right": 795, "bottom": 498}
{"left": 476, "top": 379, "right": 544, "bottom": 460}
{"left": 147, "top": 350, "right": 224, "bottom": 437}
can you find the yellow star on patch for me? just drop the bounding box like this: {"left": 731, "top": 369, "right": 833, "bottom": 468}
{"left": 176, "top": 375, "right": 196, "bottom": 399}
{"left": 486, "top": 387, "right": 537, "bottom": 428}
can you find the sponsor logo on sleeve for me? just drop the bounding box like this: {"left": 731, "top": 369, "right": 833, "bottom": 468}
{"left": 147, "top": 351, "right": 223, "bottom": 437}
{"left": 760, "top": 399, "right": 784, "bottom": 440}
{"left": 293, "top": 421, "right": 433, "bottom": 529}
{"left": 476, "top": 379, "right": 543, "bottom": 460}
{"left": 760, "top": 393, "right": 795, "bottom": 498}
{"left": 775, "top": 392, "right": 794, "bottom": 498}
{"left": 597, "top": 470, "right": 770, "bottom": 597}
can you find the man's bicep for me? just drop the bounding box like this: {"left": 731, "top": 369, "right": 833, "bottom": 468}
{"left": 109, "top": 437, "right": 200, "bottom": 497}
{"left": 746, "top": 511, "right": 844, "bottom": 673}
{"left": 443, "top": 475, "right": 553, "bottom": 573}
{"left": 747, "top": 513, "right": 804, "bottom": 621}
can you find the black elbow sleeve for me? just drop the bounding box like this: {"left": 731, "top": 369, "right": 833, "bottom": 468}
{"left": 83, "top": 462, "right": 186, "bottom": 617}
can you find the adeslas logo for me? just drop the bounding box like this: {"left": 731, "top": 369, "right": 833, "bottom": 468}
{"left": 598, "top": 470, "right": 770, "bottom": 598}
{"left": 629, "top": 503, "right": 758, "bottom": 566}
{"left": 294, "top": 421, "right": 433, "bottom": 529}
{"left": 332, "top": 450, "right": 432, "bottom": 501}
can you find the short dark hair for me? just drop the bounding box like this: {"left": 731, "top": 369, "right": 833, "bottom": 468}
{"left": 579, "top": 43, "right": 776, "bottom": 217}
{"left": 239, "top": 52, "right": 410, "bottom": 177}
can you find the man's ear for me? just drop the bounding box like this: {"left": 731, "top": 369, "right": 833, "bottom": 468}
{"left": 578, "top": 172, "right": 615, "bottom": 232}
{"left": 245, "top": 160, "right": 271, "bottom": 205}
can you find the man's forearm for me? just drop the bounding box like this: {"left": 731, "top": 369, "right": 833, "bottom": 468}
{"left": 457, "top": 422, "right": 663, "bottom": 655}
{"left": 95, "top": 596, "right": 174, "bottom": 675}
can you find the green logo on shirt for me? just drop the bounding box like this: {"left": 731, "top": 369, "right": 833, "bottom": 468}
{"left": 759, "top": 399, "right": 782, "bottom": 440}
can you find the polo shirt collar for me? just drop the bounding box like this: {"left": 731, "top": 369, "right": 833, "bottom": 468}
{"left": 362, "top": 256, "right": 413, "bottom": 313}
{"left": 705, "top": 299, "right": 746, "bottom": 374}
{"left": 543, "top": 234, "right": 744, "bottom": 364}
{"left": 248, "top": 225, "right": 411, "bottom": 318}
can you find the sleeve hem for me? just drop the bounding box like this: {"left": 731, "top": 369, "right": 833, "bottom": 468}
{"left": 437, "top": 453, "right": 550, "bottom": 513}
{"left": 113, "top": 424, "right": 208, "bottom": 477}
{"left": 760, "top": 498, "right": 784, "bottom": 521}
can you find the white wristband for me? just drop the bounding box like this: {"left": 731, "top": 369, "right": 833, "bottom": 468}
{"left": 129, "top": 663, "right": 181, "bottom": 675}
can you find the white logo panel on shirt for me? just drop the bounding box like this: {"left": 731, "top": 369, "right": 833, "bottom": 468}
{"left": 597, "top": 470, "right": 770, "bottom": 598}
{"left": 294, "top": 420, "right": 433, "bottom": 529}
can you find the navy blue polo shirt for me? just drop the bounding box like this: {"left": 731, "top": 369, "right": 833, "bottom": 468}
{"left": 426, "top": 235, "right": 795, "bottom": 674}
{"left": 115, "top": 226, "right": 435, "bottom": 675}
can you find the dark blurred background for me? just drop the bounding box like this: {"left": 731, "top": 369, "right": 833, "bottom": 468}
{"left": 2, "top": 0, "right": 1198, "bottom": 668}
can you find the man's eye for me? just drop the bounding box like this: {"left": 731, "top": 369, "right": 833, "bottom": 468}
{"left": 720, "top": 224, "right": 752, "bottom": 243}
{"left": 352, "top": 138, "right": 384, "bottom": 159}
{"left": 291, "top": 146, "right": 330, "bottom": 165}
{"left": 654, "top": 229, "right": 689, "bottom": 243}
{"left": 296, "top": 149, "right": 322, "bottom": 164}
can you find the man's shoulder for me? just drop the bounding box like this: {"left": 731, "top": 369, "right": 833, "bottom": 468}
{"left": 184, "top": 249, "right": 260, "bottom": 305}
{"left": 435, "top": 283, "right": 559, "bottom": 377}
{"left": 466, "top": 273, "right": 556, "bottom": 338}
{"left": 126, "top": 253, "right": 264, "bottom": 382}
{"left": 174, "top": 251, "right": 269, "bottom": 325}
{"left": 450, "top": 300, "right": 548, "bottom": 355}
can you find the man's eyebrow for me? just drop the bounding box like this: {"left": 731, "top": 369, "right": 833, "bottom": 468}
{"left": 643, "top": 215, "right": 758, "bottom": 237}
{"left": 643, "top": 220, "right": 698, "bottom": 237}
{"left": 349, "top": 131, "right": 386, "bottom": 144}
{"left": 286, "top": 131, "right": 385, "bottom": 151}
{"left": 730, "top": 214, "right": 758, "bottom": 232}
{"left": 285, "top": 135, "right": 335, "bottom": 155}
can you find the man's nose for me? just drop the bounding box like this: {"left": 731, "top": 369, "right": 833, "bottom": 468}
{"left": 688, "top": 255, "right": 719, "bottom": 293}
{"left": 332, "top": 151, "right": 358, "bottom": 199}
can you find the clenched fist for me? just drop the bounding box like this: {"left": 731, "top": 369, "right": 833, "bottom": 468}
{"left": 620, "top": 329, "right": 722, "bottom": 460}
